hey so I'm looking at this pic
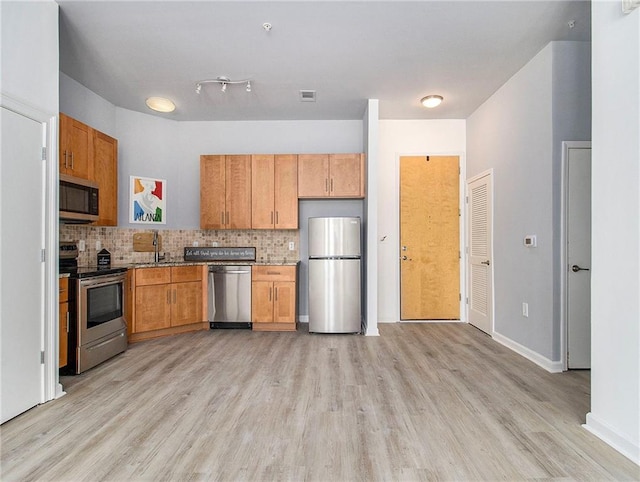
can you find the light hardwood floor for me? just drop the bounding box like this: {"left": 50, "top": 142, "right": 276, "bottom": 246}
{"left": 1, "top": 323, "right": 638, "bottom": 481}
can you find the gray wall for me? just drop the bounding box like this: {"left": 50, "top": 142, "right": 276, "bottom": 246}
{"left": 59, "top": 75, "right": 366, "bottom": 320}
{"left": 466, "top": 41, "right": 591, "bottom": 362}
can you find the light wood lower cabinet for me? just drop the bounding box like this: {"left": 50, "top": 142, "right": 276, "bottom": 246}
{"left": 59, "top": 277, "right": 69, "bottom": 369}
{"left": 130, "top": 265, "right": 208, "bottom": 342}
{"left": 252, "top": 265, "right": 297, "bottom": 331}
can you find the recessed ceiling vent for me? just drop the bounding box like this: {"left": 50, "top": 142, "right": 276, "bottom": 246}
{"left": 299, "top": 90, "right": 316, "bottom": 102}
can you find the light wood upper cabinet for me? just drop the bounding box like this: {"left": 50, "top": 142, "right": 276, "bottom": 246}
{"left": 297, "top": 154, "right": 329, "bottom": 197}
{"left": 201, "top": 155, "right": 252, "bottom": 229}
{"left": 252, "top": 154, "right": 298, "bottom": 229}
{"left": 93, "top": 130, "right": 118, "bottom": 226}
{"left": 59, "top": 113, "right": 91, "bottom": 180}
{"left": 298, "top": 153, "right": 365, "bottom": 198}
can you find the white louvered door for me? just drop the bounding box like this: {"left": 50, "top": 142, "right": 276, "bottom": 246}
{"left": 467, "top": 172, "right": 493, "bottom": 334}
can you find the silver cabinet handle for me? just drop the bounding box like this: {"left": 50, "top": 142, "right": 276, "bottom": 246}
{"left": 275, "top": 287, "right": 278, "bottom": 301}
{"left": 66, "top": 312, "right": 70, "bottom": 333}
{"left": 271, "top": 211, "right": 274, "bottom": 224}
{"left": 330, "top": 178, "right": 334, "bottom": 192}
{"left": 269, "top": 287, "right": 272, "bottom": 302}
{"left": 63, "top": 150, "right": 68, "bottom": 169}
{"left": 275, "top": 211, "right": 279, "bottom": 225}
{"left": 70, "top": 152, "right": 74, "bottom": 170}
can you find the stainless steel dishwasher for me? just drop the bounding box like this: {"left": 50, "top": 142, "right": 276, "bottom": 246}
{"left": 208, "top": 265, "right": 252, "bottom": 329}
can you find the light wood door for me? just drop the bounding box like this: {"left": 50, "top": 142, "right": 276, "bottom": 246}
{"left": 93, "top": 130, "right": 118, "bottom": 226}
{"left": 467, "top": 172, "right": 493, "bottom": 334}
{"left": 251, "top": 155, "right": 276, "bottom": 229}
{"left": 400, "top": 156, "right": 459, "bottom": 320}
{"left": 225, "top": 155, "right": 252, "bottom": 229}
{"left": 200, "top": 155, "right": 226, "bottom": 229}
{"left": 171, "top": 282, "right": 203, "bottom": 327}
{"left": 298, "top": 154, "right": 329, "bottom": 197}
{"left": 274, "top": 155, "right": 298, "bottom": 228}
{"left": 566, "top": 146, "right": 591, "bottom": 369}
{"left": 60, "top": 113, "right": 91, "bottom": 179}
{"left": 329, "top": 153, "right": 363, "bottom": 197}
{"left": 135, "top": 284, "right": 171, "bottom": 332}
{"left": 274, "top": 281, "right": 296, "bottom": 323}
{"left": 252, "top": 281, "right": 274, "bottom": 323}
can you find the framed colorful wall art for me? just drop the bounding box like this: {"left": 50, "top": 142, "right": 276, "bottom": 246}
{"left": 130, "top": 176, "right": 166, "bottom": 224}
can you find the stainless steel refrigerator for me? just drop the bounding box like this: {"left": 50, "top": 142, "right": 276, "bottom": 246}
{"left": 308, "top": 217, "right": 361, "bottom": 333}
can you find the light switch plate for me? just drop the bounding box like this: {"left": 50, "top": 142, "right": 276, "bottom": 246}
{"left": 288, "top": 242, "right": 295, "bottom": 251}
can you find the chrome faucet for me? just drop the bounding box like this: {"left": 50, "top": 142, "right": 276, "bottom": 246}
{"left": 152, "top": 230, "right": 160, "bottom": 262}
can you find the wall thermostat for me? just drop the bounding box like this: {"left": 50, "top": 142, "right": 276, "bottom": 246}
{"left": 524, "top": 235, "right": 537, "bottom": 248}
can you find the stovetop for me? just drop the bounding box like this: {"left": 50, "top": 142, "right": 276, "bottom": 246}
{"left": 60, "top": 265, "right": 128, "bottom": 279}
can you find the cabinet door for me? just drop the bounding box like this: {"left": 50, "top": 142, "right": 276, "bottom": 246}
{"left": 251, "top": 154, "right": 275, "bottom": 229}
{"left": 60, "top": 113, "right": 91, "bottom": 179}
{"left": 298, "top": 154, "right": 329, "bottom": 198}
{"left": 226, "top": 155, "right": 252, "bottom": 229}
{"left": 171, "top": 281, "right": 202, "bottom": 327}
{"left": 93, "top": 130, "right": 118, "bottom": 226}
{"left": 135, "top": 284, "right": 171, "bottom": 332}
{"left": 329, "top": 154, "right": 363, "bottom": 198}
{"left": 251, "top": 281, "right": 274, "bottom": 323}
{"left": 200, "top": 155, "right": 226, "bottom": 229}
{"left": 274, "top": 281, "right": 296, "bottom": 323}
{"left": 59, "top": 301, "right": 68, "bottom": 368}
{"left": 274, "top": 155, "right": 298, "bottom": 228}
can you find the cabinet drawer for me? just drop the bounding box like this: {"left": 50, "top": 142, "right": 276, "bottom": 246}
{"left": 135, "top": 267, "right": 171, "bottom": 286}
{"left": 171, "top": 265, "right": 202, "bottom": 283}
{"left": 252, "top": 265, "right": 296, "bottom": 282}
{"left": 59, "top": 277, "right": 69, "bottom": 303}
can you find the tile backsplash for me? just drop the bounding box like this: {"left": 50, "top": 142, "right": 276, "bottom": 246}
{"left": 60, "top": 226, "right": 299, "bottom": 265}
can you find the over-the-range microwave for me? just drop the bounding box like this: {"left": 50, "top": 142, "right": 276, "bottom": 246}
{"left": 59, "top": 174, "right": 99, "bottom": 223}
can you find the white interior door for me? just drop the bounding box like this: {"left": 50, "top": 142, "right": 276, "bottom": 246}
{"left": 1, "top": 107, "right": 44, "bottom": 423}
{"left": 567, "top": 146, "right": 591, "bottom": 369}
{"left": 467, "top": 172, "right": 493, "bottom": 334}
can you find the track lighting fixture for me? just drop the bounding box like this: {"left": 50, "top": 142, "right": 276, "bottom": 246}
{"left": 195, "top": 76, "right": 253, "bottom": 95}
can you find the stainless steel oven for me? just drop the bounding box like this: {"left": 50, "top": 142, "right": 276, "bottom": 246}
{"left": 75, "top": 272, "right": 127, "bottom": 374}
{"left": 60, "top": 241, "right": 127, "bottom": 374}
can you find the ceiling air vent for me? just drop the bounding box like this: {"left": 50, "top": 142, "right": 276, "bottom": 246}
{"left": 299, "top": 90, "right": 316, "bottom": 102}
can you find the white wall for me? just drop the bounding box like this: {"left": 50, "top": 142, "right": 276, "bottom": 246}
{"left": 466, "top": 42, "right": 591, "bottom": 365}
{"left": 1, "top": 0, "right": 60, "bottom": 403}
{"left": 586, "top": 1, "right": 640, "bottom": 464}
{"left": 59, "top": 73, "right": 117, "bottom": 137}
{"left": 1, "top": 1, "right": 58, "bottom": 115}
{"left": 377, "top": 120, "right": 466, "bottom": 322}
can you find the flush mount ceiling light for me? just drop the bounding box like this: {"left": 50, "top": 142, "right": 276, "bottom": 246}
{"left": 421, "top": 95, "right": 444, "bottom": 108}
{"left": 195, "top": 76, "right": 253, "bottom": 94}
{"left": 145, "top": 97, "right": 176, "bottom": 113}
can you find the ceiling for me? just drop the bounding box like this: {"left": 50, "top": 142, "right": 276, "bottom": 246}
{"left": 58, "top": 1, "right": 591, "bottom": 122}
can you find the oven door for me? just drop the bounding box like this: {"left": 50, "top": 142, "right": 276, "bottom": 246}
{"left": 77, "top": 273, "right": 126, "bottom": 347}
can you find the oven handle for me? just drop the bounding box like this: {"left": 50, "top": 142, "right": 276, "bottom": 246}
{"left": 79, "top": 273, "right": 126, "bottom": 288}
{"left": 87, "top": 332, "right": 126, "bottom": 351}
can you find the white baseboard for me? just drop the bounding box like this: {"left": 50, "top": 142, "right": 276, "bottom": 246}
{"left": 492, "top": 332, "right": 564, "bottom": 373}
{"left": 584, "top": 413, "right": 640, "bottom": 465}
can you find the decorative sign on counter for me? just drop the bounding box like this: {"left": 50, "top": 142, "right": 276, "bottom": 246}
{"left": 184, "top": 246, "right": 256, "bottom": 261}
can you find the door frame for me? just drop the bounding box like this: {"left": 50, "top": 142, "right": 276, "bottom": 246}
{"left": 465, "top": 169, "right": 495, "bottom": 334}
{"left": 1, "top": 93, "right": 60, "bottom": 404}
{"left": 560, "top": 141, "right": 592, "bottom": 371}
{"left": 397, "top": 152, "right": 466, "bottom": 322}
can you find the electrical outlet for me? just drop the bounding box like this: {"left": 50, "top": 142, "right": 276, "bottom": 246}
{"left": 78, "top": 240, "right": 86, "bottom": 252}
{"left": 96, "top": 240, "right": 101, "bottom": 250}
{"left": 212, "top": 241, "right": 218, "bottom": 247}
{"left": 288, "top": 241, "right": 295, "bottom": 251}
{"left": 522, "top": 302, "right": 529, "bottom": 317}
{"left": 193, "top": 241, "right": 199, "bottom": 247}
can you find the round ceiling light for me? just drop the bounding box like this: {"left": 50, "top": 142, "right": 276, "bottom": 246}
{"left": 145, "top": 97, "right": 176, "bottom": 113}
{"left": 421, "top": 95, "right": 443, "bottom": 108}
